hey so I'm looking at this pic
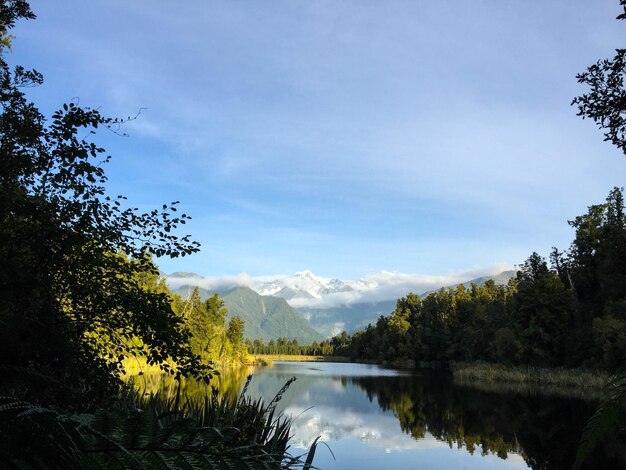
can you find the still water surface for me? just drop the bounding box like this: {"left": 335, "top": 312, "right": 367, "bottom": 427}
{"left": 240, "top": 361, "right": 618, "bottom": 470}
{"left": 132, "top": 360, "right": 620, "bottom": 469}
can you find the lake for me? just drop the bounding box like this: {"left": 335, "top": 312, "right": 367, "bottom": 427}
{"left": 239, "top": 361, "right": 621, "bottom": 470}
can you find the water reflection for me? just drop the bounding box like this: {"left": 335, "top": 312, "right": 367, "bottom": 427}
{"left": 128, "top": 362, "right": 623, "bottom": 469}
{"left": 127, "top": 364, "right": 254, "bottom": 402}
{"left": 245, "top": 362, "right": 622, "bottom": 470}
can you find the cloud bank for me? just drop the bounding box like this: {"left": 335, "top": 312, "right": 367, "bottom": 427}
{"left": 165, "top": 263, "right": 515, "bottom": 309}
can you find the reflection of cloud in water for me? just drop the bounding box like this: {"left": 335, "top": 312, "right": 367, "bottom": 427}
{"left": 246, "top": 362, "right": 538, "bottom": 469}
{"left": 283, "top": 403, "right": 530, "bottom": 468}
{"left": 330, "top": 379, "right": 347, "bottom": 393}
{"left": 284, "top": 404, "right": 447, "bottom": 452}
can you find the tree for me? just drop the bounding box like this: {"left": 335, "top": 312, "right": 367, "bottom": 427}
{"left": 185, "top": 288, "right": 213, "bottom": 360}
{"left": 572, "top": 1, "right": 626, "bottom": 154}
{"left": 567, "top": 202, "right": 606, "bottom": 310}
{"left": 513, "top": 253, "right": 574, "bottom": 366}
{"left": 385, "top": 300, "right": 413, "bottom": 361}
{"left": 567, "top": 188, "right": 626, "bottom": 313}
{"left": 183, "top": 292, "right": 229, "bottom": 360}
{"left": 226, "top": 316, "right": 246, "bottom": 360}
{"left": 572, "top": 5, "right": 626, "bottom": 466}
{"left": 419, "top": 290, "right": 453, "bottom": 361}
{"left": 0, "top": 1, "right": 210, "bottom": 404}
{"left": 597, "top": 187, "right": 626, "bottom": 303}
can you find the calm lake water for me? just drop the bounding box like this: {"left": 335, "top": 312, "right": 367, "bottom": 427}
{"left": 239, "top": 361, "right": 622, "bottom": 470}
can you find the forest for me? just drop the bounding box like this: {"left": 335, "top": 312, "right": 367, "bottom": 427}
{"left": 246, "top": 337, "right": 337, "bottom": 356}
{"left": 331, "top": 187, "right": 626, "bottom": 371}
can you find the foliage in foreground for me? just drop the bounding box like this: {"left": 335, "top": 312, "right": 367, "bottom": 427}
{"left": 0, "top": 0, "right": 214, "bottom": 405}
{"left": 0, "top": 375, "right": 318, "bottom": 469}
{"left": 573, "top": 368, "right": 626, "bottom": 470}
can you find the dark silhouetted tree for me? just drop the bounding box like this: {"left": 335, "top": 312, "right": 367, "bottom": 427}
{"left": 572, "top": 1, "right": 626, "bottom": 154}
{"left": 0, "top": 1, "right": 210, "bottom": 403}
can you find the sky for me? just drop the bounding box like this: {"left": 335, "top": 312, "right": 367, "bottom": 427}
{"left": 11, "top": 1, "right": 626, "bottom": 280}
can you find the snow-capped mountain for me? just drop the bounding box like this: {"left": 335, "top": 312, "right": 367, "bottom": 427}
{"left": 165, "top": 266, "right": 515, "bottom": 311}
{"left": 165, "top": 267, "right": 517, "bottom": 337}
{"left": 254, "top": 270, "right": 369, "bottom": 301}
{"left": 165, "top": 269, "right": 383, "bottom": 308}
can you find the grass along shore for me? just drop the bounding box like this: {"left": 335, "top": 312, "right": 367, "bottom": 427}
{"left": 251, "top": 354, "right": 350, "bottom": 365}
{"left": 121, "top": 355, "right": 609, "bottom": 392}
{"left": 120, "top": 354, "right": 350, "bottom": 379}
{"left": 450, "top": 361, "right": 610, "bottom": 389}
{"left": 252, "top": 356, "right": 610, "bottom": 392}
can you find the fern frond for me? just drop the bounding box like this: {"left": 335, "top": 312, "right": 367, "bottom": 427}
{"left": 573, "top": 368, "right": 626, "bottom": 470}
{"left": 0, "top": 374, "right": 317, "bottom": 469}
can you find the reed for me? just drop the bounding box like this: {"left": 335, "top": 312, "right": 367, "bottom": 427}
{"left": 451, "top": 361, "right": 609, "bottom": 389}
{"left": 253, "top": 356, "right": 274, "bottom": 366}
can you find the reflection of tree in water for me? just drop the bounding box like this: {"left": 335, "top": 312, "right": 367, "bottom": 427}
{"left": 128, "top": 365, "right": 254, "bottom": 403}
{"left": 351, "top": 371, "right": 620, "bottom": 470}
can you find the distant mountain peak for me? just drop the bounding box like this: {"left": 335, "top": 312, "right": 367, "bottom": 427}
{"left": 294, "top": 269, "right": 323, "bottom": 281}
{"left": 355, "top": 278, "right": 378, "bottom": 290}
{"left": 294, "top": 269, "right": 314, "bottom": 276}
{"left": 165, "top": 267, "right": 516, "bottom": 311}
{"left": 166, "top": 268, "right": 517, "bottom": 339}
{"left": 172, "top": 284, "right": 324, "bottom": 343}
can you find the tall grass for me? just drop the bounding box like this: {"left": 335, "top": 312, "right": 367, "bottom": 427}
{"left": 0, "top": 375, "right": 318, "bottom": 469}
{"left": 451, "top": 361, "right": 610, "bottom": 389}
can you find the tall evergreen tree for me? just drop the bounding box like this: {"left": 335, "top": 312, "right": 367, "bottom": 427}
{"left": 513, "top": 253, "right": 574, "bottom": 366}
{"left": 226, "top": 316, "right": 246, "bottom": 360}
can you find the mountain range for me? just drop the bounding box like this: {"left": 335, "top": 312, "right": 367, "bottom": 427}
{"left": 172, "top": 285, "right": 324, "bottom": 344}
{"left": 167, "top": 269, "right": 517, "bottom": 341}
{"left": 298, "top": 270, "right": 517, "bottom": 336}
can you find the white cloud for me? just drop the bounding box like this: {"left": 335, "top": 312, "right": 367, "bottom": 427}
{"left": 165, "top": 263, "right": 515, "bottom": 308}
{"left": 165, "top": 272, "right": 254, "bottom": 291}
{"left": 18, "top": 0, "right": 626, "bottom": 282}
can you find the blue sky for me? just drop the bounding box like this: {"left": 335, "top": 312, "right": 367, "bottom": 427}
{"left": 12, "top": 1, "right": 626, "bottom": 279}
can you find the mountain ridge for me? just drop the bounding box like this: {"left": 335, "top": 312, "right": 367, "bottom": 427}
{"left": 299, "top": 270, "right": 517, "bottom": 336}
{"left": 166, "top": 268, "right": 515, "bottom": 308}
{"left": 167, "top": 269, "right": 517, "bottom": 339}
{"left": 172, "top": 285, "right": 324, "bottom": 343}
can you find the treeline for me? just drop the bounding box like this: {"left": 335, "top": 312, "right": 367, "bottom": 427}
{"left": 245, "top": 336, "right": 341, "bottom": 356}
{"left": 334, "top": 188, "right": 626, "bottom": 371}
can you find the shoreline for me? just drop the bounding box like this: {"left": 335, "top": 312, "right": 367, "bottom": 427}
{"left": 250, "top": 355, "right": 609, "bottom": 390}
{"left": 250, "top": 354, "right": 351, "bottom": 365}
{"left": 125, "top": 354, "right": 610, "bottom": 394}
{"left": 449, "top": 361, "right": 609, "bottom": 389}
